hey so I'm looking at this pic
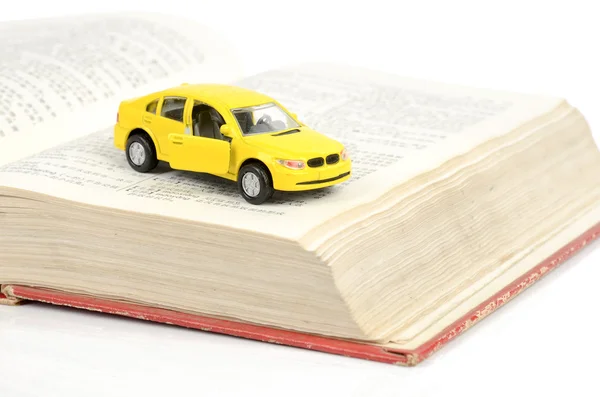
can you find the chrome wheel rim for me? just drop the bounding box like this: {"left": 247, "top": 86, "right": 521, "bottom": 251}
{"left": 242, "top": 172, "right": 261, "bottom": 197}
{"left": 129, "top": 142, "right": 146, "bottom": 166}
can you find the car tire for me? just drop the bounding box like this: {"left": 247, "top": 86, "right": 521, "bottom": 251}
{"left": 126, "top": 133, "right": 158, "bottom": 173}
{"left": 238, "top": 163, "right": 274, "bottom": 205}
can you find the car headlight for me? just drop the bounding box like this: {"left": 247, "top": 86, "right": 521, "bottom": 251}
{"left": 276, "top": 159, "right": 305, "bottom": 170}
{"left": 340, "top": 148, "right": 350, "bottom": 161}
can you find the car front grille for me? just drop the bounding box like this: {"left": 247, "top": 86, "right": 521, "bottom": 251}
{"left": 326, "top": 154, "right": 340, "bottom": 164}
{"left": 307, "top": 157, "right": 324, "bottom": 168}
{"left": 307, "top": 154, "right": 340, "bottom": 168}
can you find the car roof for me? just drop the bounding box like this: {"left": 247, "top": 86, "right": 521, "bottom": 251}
{"left": 160, "top": 84, "right": 275, "bottom": 109}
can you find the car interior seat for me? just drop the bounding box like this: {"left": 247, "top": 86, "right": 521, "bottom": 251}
{"left": 209, "top": 109, "right": 224, "bottom": 140}
{"left": 196, "top": 111, "right": 215, "bottom": 138}
{"left": 234, "top": 112, "right": 251, "bottom": 134}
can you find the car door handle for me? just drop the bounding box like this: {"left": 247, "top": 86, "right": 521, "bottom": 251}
{"left": 169, "top": 134, "right": 184, "bottom": 144}
{"left": 143, "top": 116, "right": 152, "bottom": 124}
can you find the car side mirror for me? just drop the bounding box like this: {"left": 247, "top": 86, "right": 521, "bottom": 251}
{"left": 220, "top": 124, "right": 233, "bottom": 138}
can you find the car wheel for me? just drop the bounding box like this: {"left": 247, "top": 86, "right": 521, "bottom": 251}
{"left": 126, "top": 134, "right": 158, "bottom": 173}
{"left": 238, "top": 163, "right": 274, "bottom": 205}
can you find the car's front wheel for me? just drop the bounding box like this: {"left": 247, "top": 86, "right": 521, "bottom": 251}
{"left": 126, "top": 133, "right": 158, "bottom": 173}
{"left": 238, "top": 163, "right": 274, "bottom": 205}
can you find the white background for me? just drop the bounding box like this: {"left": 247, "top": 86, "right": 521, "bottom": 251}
{"left": 1, "top": 1, "right": 599, "bottom": 396}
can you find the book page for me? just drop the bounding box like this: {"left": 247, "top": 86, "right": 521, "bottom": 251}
{"left": 0, "top": 12, "right": 242, "bottom": 165}
{"left": 0, "top": 63, "right": 563, "bottom": 241}
{"left": 236, "top": 64, "right": 562, "bottom": 193}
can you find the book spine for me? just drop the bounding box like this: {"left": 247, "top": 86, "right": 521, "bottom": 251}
{"left": 0, "top": 285, "right": 23, "bottom": 305}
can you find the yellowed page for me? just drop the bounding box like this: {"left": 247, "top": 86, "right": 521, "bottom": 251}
{"left": 0, "top": 63, "right": 564, "bottom": 241}
{"left": 386, "top": 203, "right": 600, "bottom": 350}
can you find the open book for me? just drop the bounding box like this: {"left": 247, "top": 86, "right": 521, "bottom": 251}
{"left": 2, "top": 12, "right": 599, "bottom": 366}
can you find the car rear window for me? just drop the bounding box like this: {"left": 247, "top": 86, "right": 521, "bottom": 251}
{"left": 161, "top": 97, "right": 186, "bottom": 122}
{"left": 146, "top": 99, "right": 158, "bottom": 114}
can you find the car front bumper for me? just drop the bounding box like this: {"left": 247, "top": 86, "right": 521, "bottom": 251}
{"left": 272, "top": 160, "right": 352, "bottom": 191}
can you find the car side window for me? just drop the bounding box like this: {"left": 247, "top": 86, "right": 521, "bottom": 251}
{"left": 161, "top": 96, "right": 187, "bottom": 122}
{"left": 146, "top": 99, "right": 159, "bottom": 114}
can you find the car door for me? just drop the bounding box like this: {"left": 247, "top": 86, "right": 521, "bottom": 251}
{"left": 167, "top": 100, "right": 230, "bottom": 175}
{"left": 149, "top": 96, "right": 188, "bottom": 157}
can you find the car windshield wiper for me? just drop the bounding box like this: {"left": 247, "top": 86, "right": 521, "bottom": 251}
{"left": 272, "top": 128, "right": 301, "bottom": 136}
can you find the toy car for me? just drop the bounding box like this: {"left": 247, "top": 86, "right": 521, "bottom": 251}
{"left": 114, "top": 84, "right": 351, "bottom": 204}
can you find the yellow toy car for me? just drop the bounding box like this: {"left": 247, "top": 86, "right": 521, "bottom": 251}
{"left": 114, "top": 84, "right": 351, "bottom": 204}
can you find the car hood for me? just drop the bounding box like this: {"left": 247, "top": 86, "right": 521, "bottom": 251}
{"left": 244, "top": 127, "right": 344, "bottom": 159}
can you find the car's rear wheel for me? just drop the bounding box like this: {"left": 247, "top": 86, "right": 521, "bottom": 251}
{"left": 126, "top": 133, "right": 158, "bottom": 173}
{"left": 238, "top": 163, "right": 274, "bottom": 205}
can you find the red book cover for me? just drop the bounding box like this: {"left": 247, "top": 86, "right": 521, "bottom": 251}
{"left": 3, "top": 222, "right": 598, "bottom": 366}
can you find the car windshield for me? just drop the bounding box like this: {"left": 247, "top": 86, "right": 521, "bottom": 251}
{"left": 232, "top": 103, "right": 300, "bottom": 136}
